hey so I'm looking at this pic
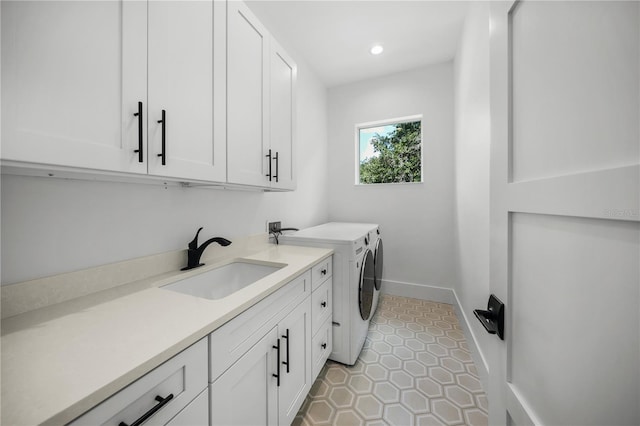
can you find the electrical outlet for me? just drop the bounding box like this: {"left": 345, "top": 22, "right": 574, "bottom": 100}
{"left": 268, "top": 221, "right": 281, "bottom": 233}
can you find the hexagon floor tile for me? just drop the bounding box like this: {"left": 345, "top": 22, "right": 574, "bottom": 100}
{"left": 293, "top": 295, "right": 488, "bottom": 426}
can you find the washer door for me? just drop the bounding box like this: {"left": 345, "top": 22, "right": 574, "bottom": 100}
{"left": 374, "top": 238, "right": 383, "bottom": 291}
{"left": 359, "top": 249, "right": 375, "bottom": 321}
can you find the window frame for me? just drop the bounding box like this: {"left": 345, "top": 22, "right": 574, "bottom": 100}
{"left": 354, "top": 115, "right": 424, "bottom": 185}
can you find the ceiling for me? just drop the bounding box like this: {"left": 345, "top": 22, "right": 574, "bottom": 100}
{"left": 246, "top": 1, "right": 470, "bottom": 88}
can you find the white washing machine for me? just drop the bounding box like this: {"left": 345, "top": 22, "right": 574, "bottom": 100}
{"left": 370, "top": 227, "right": 383, "bottom": 318}
{"left": 280, "top": 222, "right": 383, "bottom": 365}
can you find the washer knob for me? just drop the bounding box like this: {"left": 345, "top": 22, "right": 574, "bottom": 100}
{"left": 364, "top": 237, "right": 369, "bottom": 245}
{"left": 377, "top": 229, "right": 380, "bottom": 235}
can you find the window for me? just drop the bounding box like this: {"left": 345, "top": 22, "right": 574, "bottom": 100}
{"left": 356, "top": 116, "right": 423, "bottom": 184}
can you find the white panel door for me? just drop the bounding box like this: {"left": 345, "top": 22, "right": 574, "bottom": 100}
{"left": 226, "top": 0, "right": 270, "bottom": 186}
{"left": 210, "top": 327, "right": 278, "bottom": 426}
{"left": 269, "top": 40, "right": 297, "bottom": 190}
{"left": 489, "top": 1, "right": 639, "bottom": 425}
{"left": 147, "top": 0, "right": 225, "bottom": 182}
{"left": 278, "top": 298, "right": 312, "bottom": 426}
{"left": 1, "top": 1, "right": 147, "bottom": 174}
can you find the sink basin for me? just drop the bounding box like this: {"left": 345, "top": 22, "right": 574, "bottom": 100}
{"left": 162, "top": 262, "right": 283, "bottom": 300}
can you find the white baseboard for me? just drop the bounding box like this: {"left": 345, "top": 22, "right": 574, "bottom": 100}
{"left": 451, "top": 292, "right": 489, "bottom": 392}
{"left": 381, "top": 279, "right": 455, "bottom": 304}
{"left": 380, "top": 279, "right": 489, "bottom": 392}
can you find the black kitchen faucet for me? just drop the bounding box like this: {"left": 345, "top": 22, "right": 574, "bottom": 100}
{"left": 181, "top": 227, "right": 232, "bottom": 271}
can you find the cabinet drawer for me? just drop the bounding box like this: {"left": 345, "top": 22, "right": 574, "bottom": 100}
{"left": 312, "top": 317, "right": 332, "bottom": 381}
{"left": 311, "top": 256, "right": 332, "bottom": 291}
{"left": 165, "top": 388, "right": 208, "bottom": 425}
{"left": 70, "top": 339, "right": 207, "bottom": 426}
{"left": 311, "top": 278, "right": 332, "bottom": 336}
{"left": 209, "top": 271, "right": 311, "bottom": 382}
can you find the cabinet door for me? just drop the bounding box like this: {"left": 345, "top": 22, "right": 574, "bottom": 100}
{"left": 226, "top": 0, "right": 270, "bottom": 186}
{"left": 278, "top": 297, "right": 312, "bottom": 426}
{"left": 1, "top": 1, "right": 147, "bottom": 174}
{"left": 210, "top": 327, "right": 278, "bottom": 426}
{"left": 269, "top": 40, "right": 297, "bottom": 190}
{"left": 147, "top": 0, "right": 225, "bottom": 182}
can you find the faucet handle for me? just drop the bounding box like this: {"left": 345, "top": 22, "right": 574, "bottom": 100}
{"left": 188, "top": 227, "right": 204, "bottom": 250}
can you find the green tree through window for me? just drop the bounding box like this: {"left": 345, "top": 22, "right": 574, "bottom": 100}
{"left": 359, "top": 120, "right": 422, "bottom": 184}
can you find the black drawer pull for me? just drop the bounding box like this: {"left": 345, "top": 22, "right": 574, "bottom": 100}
{"left": 321, "top": 343, "right": 327, "bottom": 349}
{"left": 272, "top": 338, "right": 280, "bottom": 386}
{"left": 265, "top": 149, "right": 272, "bottom": 181}
{"left": 282, "top": 328, "right": 290, "bottom": 373}
{"left": 133, "top": 101, "right": 143, "bottom": 163}
{"left": 321, "top": 301, "right": 327, "bottom": 308}
{"left": 157, "top": 110, "right": 166, "bottom": 165}
{"left": 273, "top": 151, "right": 279, "bottom": 182}
{"left": 118, "top": 393, "right": 174, "bottom": 426}
{"left": 321, "top": 268, "right": 327, "bottom": 276}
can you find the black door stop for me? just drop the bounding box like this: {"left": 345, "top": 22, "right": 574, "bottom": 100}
{"left": 473, "top": 294, "right": 505, "bottom": 340}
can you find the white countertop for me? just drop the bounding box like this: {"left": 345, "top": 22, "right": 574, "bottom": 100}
{"left": 1, "top": 244, "right": 332, "bottom": 426}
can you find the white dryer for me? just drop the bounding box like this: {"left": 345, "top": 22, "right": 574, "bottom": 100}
{"left": 279, "top": 222, "right": 382, "bottom": 365}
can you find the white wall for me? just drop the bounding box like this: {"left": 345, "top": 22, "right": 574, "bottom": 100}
{"left": 453, "top": 2, "right": 492, "bottom": 371}
{"left": 327, "top": 64, "right": 456, "bottom": 289}
{"left": 1, "top": 54, "right": 329, "bottom": 285}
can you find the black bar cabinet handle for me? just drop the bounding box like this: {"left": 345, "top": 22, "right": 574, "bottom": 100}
{"left": 273, "top": 151, "right": 279, "bottom": 182}
{"left": 133, "top": 101, "right": 143, "bottom": 163}
{"left": 272, "top": 338, "right": 280, "bottom": 386}
{"left": 118, "top": 394, "right": 174, "bottom": 426}
{"left": 282, "top": 329, "right": 290, "bottom": 373}
{"left": 157, "top": 110, "right": 166, "bottom": 165}
{"left": 265, "top": 149, "right": 272, "bottom": 181}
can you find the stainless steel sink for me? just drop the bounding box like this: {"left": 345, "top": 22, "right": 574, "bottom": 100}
{"left": 162, "top": 261, "right": 284, "bottom": 300}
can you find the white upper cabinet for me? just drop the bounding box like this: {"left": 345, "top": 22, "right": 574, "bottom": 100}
{"left": 226, "top": 1, "right": 270, "bottom": 187}
{"left": 1, "top": 0, "right": 225, "bottom": 182}
{"left": 2, "top": 0, "right": 294, "bottom": 189}
{"left": 147, "top": 0, "right": 225, "bottom": 182}
{"left": 227, "top": 1, "right": 297, "bottom": 190}
{"left": 268, "top": 40, "right": 297, "bottom": 190}
{"left": 1, "top": 1, "right": 147, "bottom": 174}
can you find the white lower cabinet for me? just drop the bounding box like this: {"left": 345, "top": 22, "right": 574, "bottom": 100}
{"left": 69, "top": 257, "right": 332, "bottom": 426}
{"left": 312, "top": 317, "right": 333, "bottom": 380}
{"left": 277, "top": 297, "right": 312, "bottom": 426}
{"left": 310, "top": 275, "right": 333, "bottom": 383}
{"left": 165, "top": 389, "right": 209, "bottom": 426}
{"left": 209, "top": 319, "right": 309, "bottom": 426}
{"left": 210, "top": 327, "right": 279, "bottom": 426}
{"left": 209, "top": 271, "right": 314, "bottom": 426}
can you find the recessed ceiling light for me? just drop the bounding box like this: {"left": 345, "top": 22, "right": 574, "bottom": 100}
{"left": 370, "top": 45, "right": 384, "bottom": 55}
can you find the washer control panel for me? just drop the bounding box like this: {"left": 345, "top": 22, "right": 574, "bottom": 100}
{"left": 353, "top": 236, "right": 368, "bottom": 261}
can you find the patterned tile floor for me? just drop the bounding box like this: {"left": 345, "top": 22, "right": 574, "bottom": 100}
{"left": 294, "top": 294, "right": 488, "bottom": 426}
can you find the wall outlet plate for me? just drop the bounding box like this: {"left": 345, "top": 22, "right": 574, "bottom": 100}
{"left": 268, "top": 221, "right": 281, "bottom": 233}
